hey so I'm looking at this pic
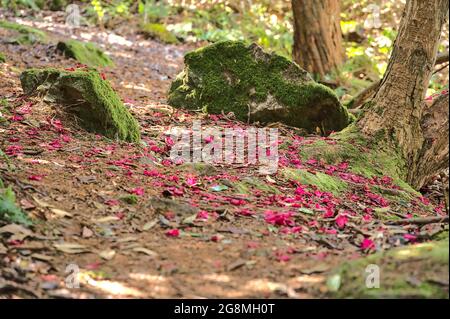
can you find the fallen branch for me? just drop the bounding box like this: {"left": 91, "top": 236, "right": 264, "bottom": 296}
{"left": 386, "top": 216, "right": 449, "bottom": 226}
{"left": 349, "top": 51, "right": 449, "bottom": 110}
{"left": 435, "top": 51, "right": 449, "bottom": 65}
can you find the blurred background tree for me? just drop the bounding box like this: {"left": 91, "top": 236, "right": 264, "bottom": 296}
{"left": 292, "top": 0, "right": 344, "bottom": 79}
{"left": 1, "top": 0, "right": 447, "bottom": 102}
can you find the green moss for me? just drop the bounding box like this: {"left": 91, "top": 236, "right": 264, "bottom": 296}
{"left": 328, "top": 240, "right": 449, "bottom": 298}
{"left": 20, "top": 68, "right": 140, "bottom": 142}
{"left": 0, "top": 20, "right": 48, "bottom": 45}
{"left": 298, "top": 125, "right": 418, "bottom": 196}
{"left": 168, "top": 41, "right": 350, "bottom": 133}
{"left": 49, "top": 0, "right": 67, "bottom": 11}
{"left": 179, "top": 162, "right": 218, "bottom": 176}
{"left": 57, "top": 40, "right": 114, "bottom": 68}
{"left": 282, "top": 168, "right": 348, "bottom": 195}
{"left": 140, "top": 23, "right": 179, "bottom": 44}
{"left": 121, "top": 194, "right": 138, "bottom": 205}
{"left": 0, "top": 52, "right": 5, "bottom": 63}
{"left": 233, "top": 177, "right": 280, "bottom": 195}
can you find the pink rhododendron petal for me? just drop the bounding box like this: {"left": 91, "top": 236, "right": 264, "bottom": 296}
{"left": 165, "top": 229, "right": 180, "bottom": 237}
{"left": 361, "top": 238, "right": 375, "bottom": 250}
{"left": 130, "top": 187, "right": 145, "bottom": 196}
{"left": 335, "top": 214, "right": 348, "bottom": 229}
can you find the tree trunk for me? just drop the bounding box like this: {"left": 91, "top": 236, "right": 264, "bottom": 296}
{"left": 291, "top": 0, "right": 344, "bottom": 78}
{"left": 358, "top": 0, "right": 449, "bottom": 189}
{"left": 414, "top": 92, "right": 449, "bottom": 188}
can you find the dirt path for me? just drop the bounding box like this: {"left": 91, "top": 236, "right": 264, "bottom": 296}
{"left": 0, "top": 12, "right": 448, "bottom": 298}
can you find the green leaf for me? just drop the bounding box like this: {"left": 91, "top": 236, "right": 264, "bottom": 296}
{"left": 0, "top": 186, "right": 32, "bottom": 226}
{"left": 298, "top": 207, "right": 314, "bottom": 215}
{"left": 210, "top": 185, "right": 229, "bottom": 192}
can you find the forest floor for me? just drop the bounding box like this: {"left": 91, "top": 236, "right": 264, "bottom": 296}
{"left": 0, "top": 11, "right": 449, "bottom": 298}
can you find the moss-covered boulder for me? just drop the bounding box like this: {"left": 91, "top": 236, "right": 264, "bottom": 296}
{"left": 140, "top": 23, "right": 179, "bottom": 44}
{"left": 20, "top": 68, "right": 140, "bottom": 142}
{"left": 0, "top": 52, "right": 5, "bottom": 63}
{"left": 0, "top": 20, "right": 48, "bottom": 45}
{"left": 57, "top": 40, "right": 114, "bottom": 67}
{"left": 168, "top": 41, "right": 350, "bottom": 133}
{"left": 327, "top": 240, "right": 449, "bottom": 298}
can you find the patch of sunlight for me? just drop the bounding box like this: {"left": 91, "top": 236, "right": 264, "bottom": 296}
{"left": 289, "top": 275, "right": 325, "bottom": 285}
{"left": 202, "top": 274, "right": 232, "bottom": 283}
{"left": 128, "top": 273, "right": 171, "bottom": 295}
{"left": 79, "top": 32, "right": 94, "bottom": 41}
{"left": 103, "top": 33, "right": 133, "bottom": 47}
{"left": 112, "top": 51, "right": 135, "bottom": 59}
{"left": 83, "top": 276, "right": 144, "bottom": 297}
{"left": 394, "top": 247, "right": 421, "bottom": 258}
{"left": 243, "top": 278, "right": 286, "bottom": 293}
{"left": 122, "top": 83, "right": 152, "bottom": 93}
{"left": 129, "top": 273, "right": 166, "bottom": 283}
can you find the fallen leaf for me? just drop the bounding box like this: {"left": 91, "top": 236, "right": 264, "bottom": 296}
{"left": 299, "top": 263, "right": 330, "bottom": 275}
{"left": 54, "top": 243, "right": 90, "bottom": 254}
{"left": 32, "top": 196, "right": 50, "bottom": 208}
{"left": 50, "top": 208, "right": 73, "bottom": 218}
{"left": 99, "top": 249, "right": 116, "bottom": 260}
{"left": 31, "top": 253, "right": 54, "bottom": 262}
{"left": 132, "top": 247, "right": 158, "bottom": 257}
{"left": 0, "top": 224, "right": 34, "bottom": 241}
{"left": 211, "top": 185, "right": 229, "bottom": 192}
{"left": 0, "top": 243, "right": 7, "bottom": 254}
{"left": 93, "top": 216, "right": 120, "bottom": 223}
{"left": 227, "top": 259, "right": 247, "bottom": 271}
{"left": 142, "top": 219, "right": 158, "bottom": 231}
{"left": 82, "top": 227, "right": 94, "bottom": 238}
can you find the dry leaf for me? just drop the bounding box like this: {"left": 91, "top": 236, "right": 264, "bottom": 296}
{"left": 54, "top": 243, "right": 89, "bottom": 254}
{"left": 0, "top": 224, "right": 34, "bottom": 241}
{"left": 132, "top": 247, "right": 158, "bottom": 257}
{"left": 32, "top": 196, "right": 51, "bottom": 208}
{"left": 99, "top": 249, "right": 116, "bottom": 260}
{"left": 50, "top": 208, "right": 73, "bottom": 218}
{"left": 82, "top": 227, "right": 94, "bottom": 238}
{"left": 142, "top": 219, "right": 158, "bottom": 231}
{"left": 31, "top": 253, "right": 54, "bottom": 262}
{"left": 93, "top": 216, "right": 120, "bottom": 223}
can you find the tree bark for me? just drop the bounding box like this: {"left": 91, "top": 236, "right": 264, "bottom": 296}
{"left": 413, "top": 92, "right": 449, "bottom": 188}
{"left": 358, "top": 0, "right": 449, "bottom": 189}
{"left": 291, "top": 0, "right": 344, "bottom": 78}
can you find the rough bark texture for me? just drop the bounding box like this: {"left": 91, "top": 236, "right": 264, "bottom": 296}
{"left": 414, "top": 92, "right": 449, "bottom": 188}
{"left": 358, "top": 0, "right": 449, "bottom": 189}
{"left": 292, "top": 0, "right": 344, "bottom": 78}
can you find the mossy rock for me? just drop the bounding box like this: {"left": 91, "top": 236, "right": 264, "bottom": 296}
{"left": 20, "top": 68, "right": 140, "bottom": 142}
{"left": 327, "top": 240, "right": 449, "bottom": 298}
{"left": 0, "top": 52, "right": 5, "bottom": 63}
{"left": 0, "top": 20, "right": 48, "bottom": 45}
{"left": 140, "top": 23, "right": 179, "bottom": 44}
{"left": 168, "top": 41, "right": 351, "bottom": 133}
{"left": 57, "top": 40, "right": 114, "bottom": 68}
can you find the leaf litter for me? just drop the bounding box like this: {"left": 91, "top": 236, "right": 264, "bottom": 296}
{"left": 0, "top": 12, "right": 448, "bottom": 298}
